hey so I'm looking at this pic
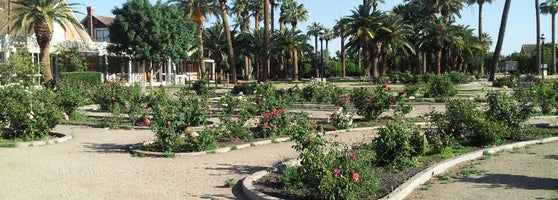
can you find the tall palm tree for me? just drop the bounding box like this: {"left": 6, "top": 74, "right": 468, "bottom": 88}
{"left": 342, "top": 4, "right": 386, "bottom": 77}
{"left": 322, "top": 28, "right": 335, "bottom": 51}
{"left": 467, "top": 0, "right": 494, "bottom": 75}
{"left": 271, "top": 28, "right": 312, "bottom": 81}
{"left": 541, "top": 0, "right": 558, "bottom": 74}
{"left": 232, "top": 0, "right": 251, "bottom": 31}
{"left": 249, "top": 0, "right": 263, "bottom": 29}
{"left": 418, "top": 16, "right": 451, "bottom": 74}
{"left": 170, "top": 0, "right": 219, "bottom": 78}
{"left": 204, "top": 22, "right": 227, "bottom": 80}
{"left": 218, "top": 0, "right": 236, "bottom": 83}
{"left": 537, "top": 0, "right": 542, "bottom": 77}
{"left": 333, "top": 18, "right": 348, "bottom": 77}
{"left": 4, "top": 0, "right": 82, "bottom": 84}
{"left": 307, "top": 22, "right": 324, "bottom": 57}
{"left": 279, "top": 0, "right": 308, "bottom": 81}
{"left": 489, "top": 0, "right": 511, "bottom": 81}
{"left": 262, "top": 0, "right": 270, "bottom": 81}
{"left": 378, "top": 13, "right": 415, "bottom": 75}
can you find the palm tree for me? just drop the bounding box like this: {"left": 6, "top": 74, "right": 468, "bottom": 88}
{"left": 4, "top": 0, "right": 82, "bottom": 85}
{"left": 279, "top": 0, "right": 308, "bottom": 81}
{"left": 232, "top": 0, "right": 251, "bottom": 31}
{"left": 235, "top": 28, "right": 265, "bottom": 80}
{"left": 342, "top": 4, "right": 387, "bottom": 77}
{"left": 541, "top": 0, "right": 558, "bottom": 74}
{"left": 307, "top": 22, "right": 324, "bottom": 57}
{"left": 537, "top": 0, "right": 542, "bottom": 77}
{"left": 262, "top": 0, "right": 270, "bottom": 81}
{"left": 170, "top": 0, "right": 219, "bottom": 78}
{"left": 333, "top": 18, "right": 348, "bottom": 77}
{"left": 249, "top": 0, "right": 263, "bottom": 29}
{"left": 271, "top": 28, "right": 312, "bottom": 81}
{"left": 489, "top": 0, "right": 511, "bottom": 81}
{"left": 467, "top": 0, "right": 494, "bottom": 75}
{"left": 204, "top": 22, "right": 227, "bottom": 81}
{"left": 418, "top": 16, "right": 450, "bottom": 74}
{"left": 218, "top": 0, "right": 236, "bottom": 83}
{"left": 378, "top": 13, "right": 415, "bottom": 75}
{"left": 322, "top": 28, "right": 335, "bottom": 51}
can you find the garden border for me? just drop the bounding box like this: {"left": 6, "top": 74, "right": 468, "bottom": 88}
{"left": 14, "top": 133, "right": 73, "bottom": 147}
{"left": 242, "top": 136, "right": 558, "bottom": 200}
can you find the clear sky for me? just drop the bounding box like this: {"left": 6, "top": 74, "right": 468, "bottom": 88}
{"left": 69, "top": 0, "right": 551, "bottom": 56}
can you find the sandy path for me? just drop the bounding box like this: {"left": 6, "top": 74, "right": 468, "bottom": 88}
{"left": 0, "top": 124, "right": 377, "bottom": 200}
{"left": 407, "top": 141, "right": 558, "bottom": 200}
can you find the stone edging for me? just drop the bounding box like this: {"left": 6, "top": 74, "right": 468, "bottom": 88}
{"left": 15, "top": 133, "right": 73, "bottom": 147}
{"left": 242, "top": 136, "right": 558, "bottom": 200}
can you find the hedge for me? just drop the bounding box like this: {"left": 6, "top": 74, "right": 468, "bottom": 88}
{"left": 60, "top": 71, "right": 102, "bottom": 87}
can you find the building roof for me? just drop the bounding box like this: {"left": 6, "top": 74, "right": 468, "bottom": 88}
{"left": 80, "top": 14, "right": 115, "bottom": 27}
{"left": 520, "top": 44, "right": 537, "bottom": 54}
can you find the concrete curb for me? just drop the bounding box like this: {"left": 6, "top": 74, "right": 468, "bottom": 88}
{"left": 242, "top": 136, "right": 558, "bottom": 200}
{"left": 15, "top": 133, "right": 73, "bottom": 147}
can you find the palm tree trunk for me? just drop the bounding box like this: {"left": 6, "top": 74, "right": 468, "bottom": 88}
{"left": 536, "top": 0, "right": 542, "bottom": 78}
{"left": 220, "top": 0, "right": 236, "bottom": 83}
{"left": 293, "top": 51, "right": 299, "bottom": 81}
{"left": 489, "top": 0, "right": 512, "bottom": 81}
{"left": 436, "top": 49, "right": 442, "bottom": 74}
{"left": 478, "top": 2, "right": 485, "bottom": 75}
{"left": 341, "top": 35, "right": 346, "bottom": 77}
{"left": 35, "top": 18, "right": 53, "bottom": 84}
{"left": 197, "top": 21, "right": 206, "bottom": 78}
{"left": 552, "top": 13, "right": 556, "bottom": 74}
{"left": 262, "top": 0, "right": 270, "bottom": 82}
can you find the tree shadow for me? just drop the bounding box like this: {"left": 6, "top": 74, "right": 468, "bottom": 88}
{"left": 544, "top": 155, "right": 558, "bottom": 160}
{"left": 82, "top": 142, "right": 140, "bottom": 154}
{"left": 456, "top": 173, "right": 558, "bottom": 191}
{"left": 205, "top": 163, "right": 268, "bottom": 176}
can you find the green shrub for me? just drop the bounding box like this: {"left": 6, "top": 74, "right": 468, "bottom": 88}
{"left": 350, "top": 85, "right": 413, "bottom": 120}
{"left": 486, "top": 91, "right": 535, "bottom": 130}
{"left": 0, "top": 86, "right": 63, "bottom": 141}
{"left": 388, "top": 70, "right": 416, "bottom": 84}
{"left": 447, "top": 71, "right": 474, "bottom": 84}
{"left": 191, "top": 79, "right": 212, "bottom": 97}
{"left": 182, "top": 127, "right": 218, "bottom": 152}
{"left": 374, "top": 124, "right": 418, "bottom": 168}
{"left": 59, "top": 71, "right": 102, "bottom": 87}
{"left": 302, "top": 82, "right": 344, "bottom": 104}
{"left": 423, "top": 75, "right": 457, "bottom": 102}
{"left": 285, "top": 116, "right": 379, "bottom": 199}
{"left": 56, "top": 84, "right": 88, "bottom": 119}
{"left": 493, "top": 75, "right": 518, "bottom": 88}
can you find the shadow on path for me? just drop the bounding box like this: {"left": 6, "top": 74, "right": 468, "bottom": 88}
{"left": 457, "top": 173, "right": 558, "bottom": 191}
{"left": 82, "top": 142, "right": 139, "bottom": 154}
{"left": 205, "top": 163, "right": 268, "bottom": 176}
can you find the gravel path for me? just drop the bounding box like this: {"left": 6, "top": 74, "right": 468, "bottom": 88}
{"left": 0, "top": 124, "right": 377, "bottom": 200}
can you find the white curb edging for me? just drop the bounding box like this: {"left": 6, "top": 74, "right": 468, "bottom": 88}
{"left": 381, "top": 136, "right": 558, "bottom": 200}
{"left": 242, "top": 136, "right": 558, "bottom": 200}
{"left": 15, "top": 133, "right": 73, "bottom": 147}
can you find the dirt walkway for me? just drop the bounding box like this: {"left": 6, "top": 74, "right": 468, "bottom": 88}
{"left": 0, "top": 124, "right": 376, "bottom": 200}
{"left": 407, "top": 141, "right": 558, "bottom": 200}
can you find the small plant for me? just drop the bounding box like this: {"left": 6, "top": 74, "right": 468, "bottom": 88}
{"left": 423, "top": 75, "right": 457, "bottom": 102}
{"left": 350, "top": 84, "right": 412, "bottom": 120}
{"left": 421, "top": 181, "right": 434, "bottom": 190}
{"left": 225, "top": 178, "right": 236, "bottom": 188}
{"left": 230, "top": 145, "right": 238, "bottom": 151}
{"left": 328, "top": 107, "right": 354, "bottom": 129}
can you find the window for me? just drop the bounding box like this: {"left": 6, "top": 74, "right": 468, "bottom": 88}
{"left": 95, "top": 28, "right": 110, "bottom": 42}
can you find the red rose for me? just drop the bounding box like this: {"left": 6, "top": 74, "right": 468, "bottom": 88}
{"left": 352, "top": 173, "right": 360, "bottom": 182}
{"left": 382, "top": 84, "right": 388, "bottom": 88}
{"left": 111, "top": 97, "right": 116, "bottom": 101}
{"left": 143, "top": 118, "right": 151, "bottom": 126}
{"left": 350, "top": 154, "right": 357, "bottom": 161}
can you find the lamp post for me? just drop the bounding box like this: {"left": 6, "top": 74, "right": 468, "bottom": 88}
{"left": 541, "top": 34, "right": 546, "bottom": 81}
{"left": 318, "top": 29, "right": 325, "bottom": 81}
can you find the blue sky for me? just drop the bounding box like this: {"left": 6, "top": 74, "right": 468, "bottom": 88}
{"left": 69, "top": 0, "right": 550, "bottom": 56}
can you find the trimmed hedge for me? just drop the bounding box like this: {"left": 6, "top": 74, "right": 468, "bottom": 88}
{"left": 60, "top": 71, "right": 102, "bottom": 86}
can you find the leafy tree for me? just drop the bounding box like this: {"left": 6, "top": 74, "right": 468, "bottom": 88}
{"left": 109, "top": 0, "right": 198, "bottom": 81}
{"left": 0, "top": 50, "right": 36, "bottom": 84}
{"left": 4, "top": 0, "right": 83, "bottom": 85}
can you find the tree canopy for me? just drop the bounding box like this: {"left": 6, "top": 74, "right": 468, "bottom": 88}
{"left": 108, "top": 0, "right": 198, "bottom": 63}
